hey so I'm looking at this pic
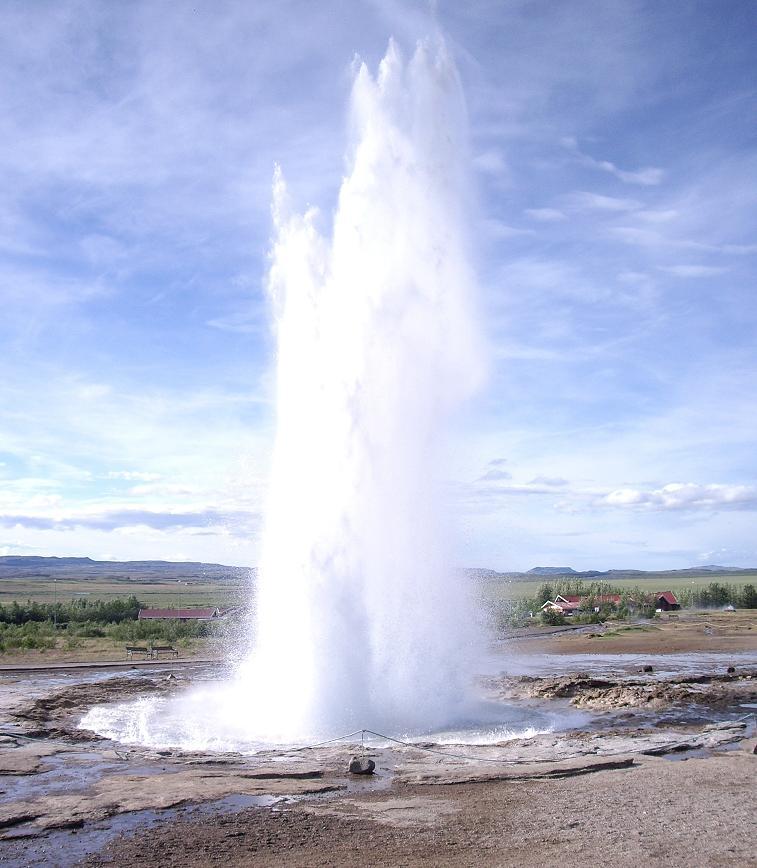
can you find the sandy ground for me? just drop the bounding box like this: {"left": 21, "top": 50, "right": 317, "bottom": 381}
{"left": 0, "top": 613, "right": 755, "bottom": 867}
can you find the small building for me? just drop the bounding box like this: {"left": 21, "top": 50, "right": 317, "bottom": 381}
{"left": 540, "top": 593, "right": 622, "bottom": 615}
{"left": 540, "top": 596, "right": 581, "bottom": 616}
{"left": 138, "top": 607, "right": 221, "bottom": 621}
{"left": 654, "top": 591, "right": 680, "bottom": 612}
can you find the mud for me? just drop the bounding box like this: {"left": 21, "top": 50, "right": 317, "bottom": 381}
{"left": 1, "top": 654, "right": 756, "bottom": 867}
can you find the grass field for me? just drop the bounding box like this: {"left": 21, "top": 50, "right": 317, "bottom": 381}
{"left": 479, "top": 573, "right": 757, "bottom": 604}
{"left": 0, "top": 577, "right": 244, "bottom": 609}
{"left": 2, "top": 572, "right": 754, "bottom": 609}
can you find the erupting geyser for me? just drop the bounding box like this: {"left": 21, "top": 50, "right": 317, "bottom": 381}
{"left": 81, "top": 37, "right": 489, "bottom": 750}
{"left": 238, "top": 37, "right": 484, "bottom": 741}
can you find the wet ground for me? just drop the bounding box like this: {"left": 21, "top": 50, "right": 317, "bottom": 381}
{"left": 1, "top": 648, "right": 755, "bottom": 867}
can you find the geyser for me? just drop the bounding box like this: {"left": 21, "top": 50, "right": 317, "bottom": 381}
{"left": 80, "top": 38, "right": 488, "bottom": 750}
{"left": 238, "top": 37, "right": 484, "bottom": 741}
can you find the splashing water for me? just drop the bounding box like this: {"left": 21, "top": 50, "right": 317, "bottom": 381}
{"left": 237, "top": 38, "right": 484, "bottom": 741}
{"left": 81, "top": 38, "right": 486, "bottom": 749}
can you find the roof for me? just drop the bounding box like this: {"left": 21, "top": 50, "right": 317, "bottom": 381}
{"left": 547, "top": 594, "right": 621, "bottom": 607}
{"left": 138, "top": 607, "right": 220, "bottom": 620}
{"left": 594, "top": 594, "right": 622, "bottom": 604}
{"left": 655, "top": 591, "right": 678, "bottom": 605}
{"left": 541, "top": 600, "right": 580, "bottom": 611}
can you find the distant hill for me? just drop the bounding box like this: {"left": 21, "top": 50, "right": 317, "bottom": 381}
{"left": 467, "top": 565, "right": 756, "bottom": 583}
{"left": 0, "top": 556, "right": 250, "bottom": 583}
{"left": 2, "top": 556, "right": 753, "bottom": 587}
{"left": 462, "top": 568, "right": 509, "bottom": 580}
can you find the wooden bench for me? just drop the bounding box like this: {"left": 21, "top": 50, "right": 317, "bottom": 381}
{"left": 125, "top": 645, "right": 151, "bottom": 660}
{"left": 150, "top": 645, "right": 179, "bottom": 659}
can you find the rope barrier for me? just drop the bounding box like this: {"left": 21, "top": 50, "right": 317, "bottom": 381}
{"left": 2, "top": 711, "right": 752, "bottom": 767}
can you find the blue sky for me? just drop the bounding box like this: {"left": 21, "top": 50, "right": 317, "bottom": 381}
{"left": 1, "top": 0, "right": 755, "bottom": 570}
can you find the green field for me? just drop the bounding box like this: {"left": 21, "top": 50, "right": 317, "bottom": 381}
{"left": 0, "top": 559, "right": 755, "bottom": 611}
{"left": 0, "top": 577, "right": 244, "bottom": 609}
{"left": 479, "top": 573, "right": 757, "bottom": 605}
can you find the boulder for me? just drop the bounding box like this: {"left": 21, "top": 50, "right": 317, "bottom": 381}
{"left": 348, "top": 756, "right": 376, "bottom": 775}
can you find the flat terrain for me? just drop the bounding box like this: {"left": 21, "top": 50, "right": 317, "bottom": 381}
{"left": 0, "top": 635, "right": 226, "bottom": 667}
{"left": 1, "top": 652, "right": 754, "bottom": 867}
{"left": 0, "top": 596, "right": 755, "bottom": 866}
{"left": 480, "top": 573, "right": 757, "bottom": 606}
{"left": 506, "top": 610, "right": 757, "bottom": 655}
{"left": 81, "top": 752, "right": 757, "bottom": 867}
{"left": 1, "top": 556, "right": 753, "bottom": 610}
{"left": 0, "top": 577, "right": 242, "bottom": 608}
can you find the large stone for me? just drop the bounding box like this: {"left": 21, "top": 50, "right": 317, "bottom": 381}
{"left": 348, "top": 756, "right": 376, "bottom": 775}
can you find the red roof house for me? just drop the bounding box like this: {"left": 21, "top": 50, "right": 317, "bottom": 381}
{"left": 654, "top": 591, "right": 680, "bottom": 611}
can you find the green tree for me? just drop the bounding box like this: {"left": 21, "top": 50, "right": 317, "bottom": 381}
{"left": 739, "top": 584, "right": 757, "bottom": 609}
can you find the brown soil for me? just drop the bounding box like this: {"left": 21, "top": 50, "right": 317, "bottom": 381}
{"left": 82, "top": 751, "right": 757, "bottom": 867}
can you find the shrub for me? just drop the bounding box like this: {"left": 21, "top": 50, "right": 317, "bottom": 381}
{"left": 541, "top": 608, "right": 566, "bottom": 626}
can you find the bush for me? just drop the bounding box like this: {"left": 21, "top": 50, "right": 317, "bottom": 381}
{"left": 75, "top": 625, "right": 106, "bottom": 638}
{"left": 740, "top": 584, "right": 757, "bottom": 609}
{"left": 541, "top": 608, "right": 566, "bottom": 626}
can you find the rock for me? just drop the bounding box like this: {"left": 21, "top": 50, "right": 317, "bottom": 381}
{"left": 642, "top": 665, "right": 654, "bottom": 673}
{"left": 727, "top": 666, "right": 735, "bottom": 674}
{"left": 348, "top": 756, "right": 376, "bottom": 775}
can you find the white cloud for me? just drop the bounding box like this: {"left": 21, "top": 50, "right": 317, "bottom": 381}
{"left": 473, "top": 149, "right": 508, "bottom": 176}
{"left": 637, "top": 209, "right": 679, "bottom": 223}
{"left": 562, "top": 136, "right": 665, "bottom": 187}
{"left": 659, "top": 264, "right": 727, "bottom": 278}
{"left": 599, "top": 483, "right": 757, "bottom": 512}
{"left": 565, "top": 191, "right": 642, "bottom": 212}
{"left": 106, "top": 471, "right": 163, "bottom": 481}
{"left": 481, "top": 219, "right": 535, "bottom": 239}
{"left": 562, "top": 137, "right": 664, "bottom": 185}
{"left": 524, "top": 207, "right": 566, "bottom": 222}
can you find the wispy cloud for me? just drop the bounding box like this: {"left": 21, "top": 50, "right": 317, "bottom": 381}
{"left": 659, "top": 264, "right": 727, "bottom": 278}
{"left": 561, "top": 137, "right": 664, "bottom": 186}
{"left": 1, "top": 1, "right": 755, "bottom": 570}
{"left": 563, "top": 191, "right": 642, "bottom": 212}
{"left": 524, "top": 207, "right": 566, "bottom": 222}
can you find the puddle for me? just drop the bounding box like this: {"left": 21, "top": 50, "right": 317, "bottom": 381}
{"left": 0, "top": 792, "right": 283, "bottom": 868}
{"left": 491, "top": 650, "right": 757, "bottom": 678}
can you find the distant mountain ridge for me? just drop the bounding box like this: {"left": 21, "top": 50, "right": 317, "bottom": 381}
{"left": 1, "top": 556, "right": 753, "bottom": 585}
{"left": 464, "top": 565, "right": 755, "bottom": 582}
{"left": 527, "top": 566, "right": 578, "bottom": 575}
{"left": 0, "top": 556, "right": 250, "bottom": 583}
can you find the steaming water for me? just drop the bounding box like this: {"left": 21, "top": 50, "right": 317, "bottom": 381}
{"left": 84, "top": 38, "right": 490, "bottom": 749}
{"left": 238, "top": 37, "right": 483, "bottom": 742}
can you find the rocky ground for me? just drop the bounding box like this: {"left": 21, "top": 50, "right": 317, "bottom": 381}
{"left": 0, "top": 619, "right": 755, "bottom": 867}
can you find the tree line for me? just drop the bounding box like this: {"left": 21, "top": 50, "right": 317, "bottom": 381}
{"left": 0, "top": 596, "right": 142, "bottom": 626}
{"left": 533, "top": 579, "right": 757, "bottom": 612}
